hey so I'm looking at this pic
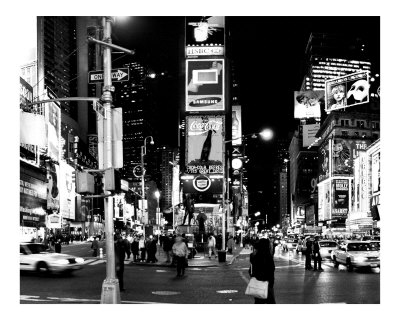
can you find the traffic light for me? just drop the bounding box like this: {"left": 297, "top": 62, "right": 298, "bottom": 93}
{"left": 104, "top": 168, "right": 121, "bottom": 193}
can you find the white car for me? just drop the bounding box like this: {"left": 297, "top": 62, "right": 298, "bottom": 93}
{"left": 331, "top": 240, "right": 380, "bottom": 271}
{"left": 318, "top": 240, "right": 339, "bottom": 260}
{"left": 20, "top": 243, "right": 85, "bottom": 275}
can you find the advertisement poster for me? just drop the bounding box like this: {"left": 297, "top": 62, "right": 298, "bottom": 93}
{"left": 294, "top": 90, "right": 324, "bottom": 119}
{"left": 318, "top": 139, "right": 330, "bottom": 182}
{"left": 372, "top": 151, "right": 380, "bottom": 193}
{"left": 332, "top": 139, "right": 370, "bottom": 175}
{"left": 186, "top": 59, "right": 224, "bottom": 112}
{"left": 302, "top": 123, "right": 320, "bottom": 147}
{"left": 46, "top": 162, "right": 60, "bottom": 210}
{"left": 185, "top": 16, "right": 225, "bottom": 56}
{"left": 59, "top": 162, "right": 76, "bottom": 220}
{"left": 45, "top": 102, "right": 61, "bottom": 162}
{"left": 305, "top": 205, "right": 315, "bottom": 225}
{"left": 325, "top": 71, "right": 369, "bottom": 113}
{"left": 232, "top": 105, "right": 242, "bottom": 145}
{"left": 332, "top": 179, "right": 349, "bottom": 218}
{"left": 20, "top": 170, "right": 47, "bottom": 227}
{"left": 318, "top": 181, "right": 330, "bottom": 222}
{"left": 186, "top": 115, "right": 224, "bottom": 174}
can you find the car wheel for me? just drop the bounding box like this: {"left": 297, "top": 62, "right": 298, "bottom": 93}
{"left": 36, "top": 262, "right": 50, "bottom": 275}
{"left": 346, "top": 259, "right": 353, "bottom": 272}
{"left": 333, "top": 256, "right": 339, "bottom": 268}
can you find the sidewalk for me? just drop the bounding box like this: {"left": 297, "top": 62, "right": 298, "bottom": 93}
{"left": 127, "top": 243, "right": 249, "bottom": 268}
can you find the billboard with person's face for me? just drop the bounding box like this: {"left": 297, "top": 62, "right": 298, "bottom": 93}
{"left": 332, "top": 139, "right": 370, "bottom": 175}
{"left": 185, "top": 115, "right": 224, "bottom": 174}
{"left": 325, "top": 72, "right": 369, "bottom": 113}
{"left": 186, "top": 59, "right": 224, "bottom": 112}
{"left": 294, "top": 90, "right": 324, "bottom": 119}
{"left": 318, "top": 139, "right": 330, "bottom": 182}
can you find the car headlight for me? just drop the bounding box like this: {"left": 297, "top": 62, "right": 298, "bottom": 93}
{"left": 56, "top": 259, "right": 70, "bottom": 265}
{"left": 76, "top": 258, "right": 84, "bottom": 263}
{"left": 353, "top": 257, "right": 367, "bottom": 262}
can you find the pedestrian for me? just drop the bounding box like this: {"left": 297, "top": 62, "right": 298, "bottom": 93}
{"left": 131, "top": 236, "right": 140, "bottom": 262}
{"left": 207, "top": 234, "right": 217, "bottom": 258}
{"left": 172, "top": 235, "right": 189, "bottom": 277}
{"left": 146, "top": 235, "right": 158, "bottom": 263}
{"left": 123, "top": 235, "right": 131, "bottom": 260}
{"left": 313, "top": 237, "right": 323, "bottom": 271}
{"left": 227, "top": 235, "right": 235, "bottom": 254}
{"left": 305, "top": 237, "right": 313, "bottom": 270}
{"left": 55, "top": 239, "right": 62, "bottom": 253}
{"left": 114, "top": 233, "right": 126, "bottom": 292}
{"left": 248, "top": 238, "right": 276, "bottom": 304}
{"left": 250, "top": 234, "right": 258, "bottom": 252}
{"left": 162, "top": 234, "right": 173, "bottom": 263}
{"left": 91, "top": 236, "right": 99, "bottom": 257}
{"left": 139, "top": 235, "right": 146, "bottom": 262}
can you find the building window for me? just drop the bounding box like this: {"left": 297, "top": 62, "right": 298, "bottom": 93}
{"left": 372, "top": 122, "right": 380, "bottom": 130}
{"left": 342, "top": 130, "right": 349, "bottom": 137}
{"left": 341, "top": 119, "right": 350, "bottom": 126}
{"left": 357, "top": 120, "right": 365, "bottom": 128}
{"left": 354, "top": 131, "right": 359, "bottom": 137}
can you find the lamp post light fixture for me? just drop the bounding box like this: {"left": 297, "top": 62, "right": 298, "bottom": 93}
{"left": 141, "top": 136, "right": 154, "bottom": 225}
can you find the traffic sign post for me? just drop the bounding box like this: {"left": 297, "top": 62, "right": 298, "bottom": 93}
{"left": 88, "top": 68, "right": 130, "bottom": 84}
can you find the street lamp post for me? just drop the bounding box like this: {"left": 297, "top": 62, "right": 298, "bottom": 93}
{"left": 223, "top": 129, "right": 274, "bottom": 251}
{"left": 141, "top": 136, "right": 154, "bottom": 226}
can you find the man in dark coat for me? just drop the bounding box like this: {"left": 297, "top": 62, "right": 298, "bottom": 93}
{"left": 305, "top": 238, "right": 313, "bottom": 270}
{"left": 55, "top": 239, "right": 62, "bottom": 253}
{"left": 146, "top": 235, "right": 158, "bottom": 263}
{"left": 162, "top": 235, "right": 173, "bottom": 263}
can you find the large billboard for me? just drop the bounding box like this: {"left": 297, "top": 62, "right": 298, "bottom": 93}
{"left": 186, "top": 59, "right": 224, "bottom": 112}
{"left": 294, "top": 90, "right": 324, "bottom": 119}
{"left": 302, "top": 124, "right": 320, "bottom": 147}
{"left": 371, "top": 151, "right": 380, "bottom": 193}
{"left": 46, "top": 162, "right": 60, "bottom": 210}
{"left": 185, "top": 16, "right": 225, "bottom": 57}
{"left": 232, "top": 105, "right": 242, "bottom": 145}
{"left": 59, "top": 162, "right": 76, "bottom": 220}
{"left": 318, "top": 180, "right": 330, "bottom": 222}
{"left": 332, "top": 179, "right": 349, "bottom": 219}
{"left": 185, "top": 115, "right": 224, "bottom": 174}
{"left": 332, "top": 139, "right": 370, "bottom": 175}
{"left": 325, "top": 71, "right": 369, "bottom": 113}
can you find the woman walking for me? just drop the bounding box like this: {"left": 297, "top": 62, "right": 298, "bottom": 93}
{"left": 248, "top": 238, "right": 276, "bottom": 304}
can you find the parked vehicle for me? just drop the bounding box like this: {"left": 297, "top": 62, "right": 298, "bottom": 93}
{"left": 282, "top": 238, "right": 298, "bottom": 251}
{"left": 331, "top": 240, "right": 380, "bottom": 271}
{"left": 20, "top": 242, "right": 84, "bottom": 275}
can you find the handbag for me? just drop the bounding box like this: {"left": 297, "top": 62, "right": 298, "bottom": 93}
{"left": 245, "top": 264, "right": 269, "bottom": 299}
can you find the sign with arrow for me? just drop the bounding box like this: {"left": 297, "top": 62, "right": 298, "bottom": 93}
{"left": 88, "top": 68, "right": 130, "bottom": 84}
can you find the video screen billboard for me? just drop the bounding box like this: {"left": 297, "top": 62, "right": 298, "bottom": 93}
{"left": 294, "top": 90, "right": 324, "bottom": 119}
{"left": 185, "top": 16, "right": 225, "bottom": 56}
{"left": 186, "top": 59, "right": 224, "bottom": 112}
{"left": 325, "top": 71, "right": 369, "bottom": 113}
{"left": 185, "top": 115, "right": 224, "bottom": 174}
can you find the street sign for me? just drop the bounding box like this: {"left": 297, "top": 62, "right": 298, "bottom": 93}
{"left": 88, "top": 68, "right": 130, "bottom": 84}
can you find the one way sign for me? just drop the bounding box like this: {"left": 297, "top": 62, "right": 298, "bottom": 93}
{"left": 88, "top": 68, "right": 130, "bottom": 84}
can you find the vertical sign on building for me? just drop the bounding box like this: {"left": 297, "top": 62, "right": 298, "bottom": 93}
{"left": 59, "top": 162, "right": 76, "bottom": 220}
{"left": 45, "top": 102, "right": 61, "bottom": 163}
{"left": 232, "top": 105, "right": 242, "bottom": 145}
{"left": 332, "top": 179, "right": 349, "bottom": 219}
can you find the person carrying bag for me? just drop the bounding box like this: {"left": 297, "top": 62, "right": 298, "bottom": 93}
{"left": 245, "top": 238, "right": 276, "bottom": 304}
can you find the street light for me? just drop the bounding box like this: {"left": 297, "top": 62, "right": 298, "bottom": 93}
{"left": 155, "top": 190, "right": 160, "bottom": 226}
{"left": 141, "top": 136, "right": 154, "bottom": 225}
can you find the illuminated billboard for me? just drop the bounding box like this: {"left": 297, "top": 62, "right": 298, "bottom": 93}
{"left": 46, "top": 162, "right": 60, "bottom": 210}
{"left": 294, "top": 90, "right": 324, "bottom": 119}
{"left": 185, "top": 16, "right": 225, "bottom": 57}
{"left": 232, "top": 105, "right": 242, "bottom": 145}
{"left": 318, "top": 180, "right": 330, "bottom": 222}
{"left": 371, "top": 151, "right": 380, "bottom": 193}
{"left": 185, "top": 115, "right": 224, "bottom": 174}
{"left": 186, "top": 59, "right": 224, "bottom": 112}
{"left": 325, "top": 71, "right": 369, "bottom": 113}
{"left": 332, "top": 179, "right": 349, "bottom": 219}
{"left": 59, "top": 162, "right": 76, "bottom": 220}
{"left": 45, "top": 102, "right": 61, "bottom": 162}
{"left": 332, "top": 139, "right": 370, "bottom": 175}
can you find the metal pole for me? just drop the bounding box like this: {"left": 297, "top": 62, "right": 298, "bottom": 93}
{"left": 222, "top": 143, "right": 226, "bottom": 251}
{"left": 141, "top": 146, "right": 145, "bottom": 227}
{"left": 100, "top": 16, "right": 120, "bottom": 304}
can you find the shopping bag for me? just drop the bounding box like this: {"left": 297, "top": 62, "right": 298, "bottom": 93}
{"left": 245, "top": 277, "right": 269, "bottom": 299}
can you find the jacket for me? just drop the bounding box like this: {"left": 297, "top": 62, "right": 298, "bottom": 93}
{"left": 172, "top": 241, "right": 189, "bottom": 257}
{"left": 249, "top": 252, "right": 275, "bottom": 286}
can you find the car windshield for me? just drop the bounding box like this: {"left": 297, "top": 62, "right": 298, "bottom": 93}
{"left": 319, "top": 242, "right": 337, "bottom": 247}
{"left": 26, "top": 244, "right": 51, "bottom": 254}
{"left": 347, "top": 243, "right": 378, "bottom": 251}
